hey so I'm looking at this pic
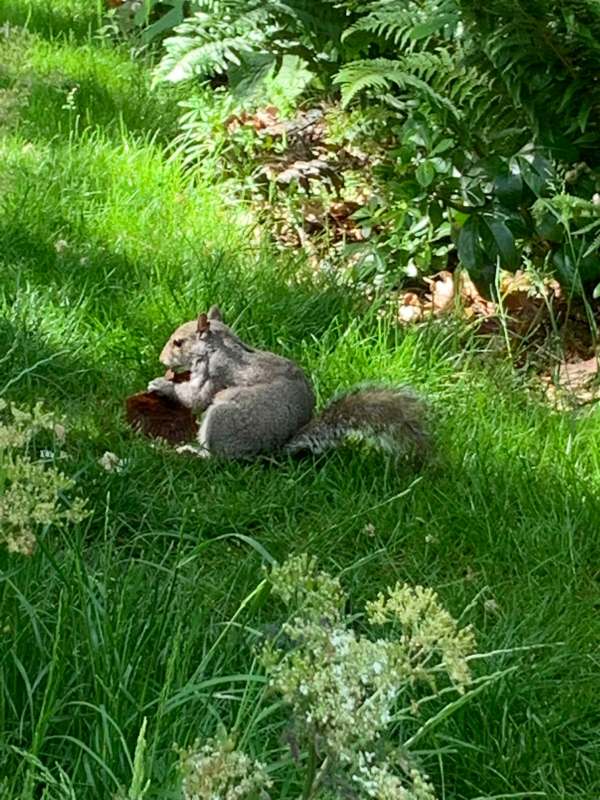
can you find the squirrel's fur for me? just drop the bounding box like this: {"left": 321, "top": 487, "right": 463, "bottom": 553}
{"left": 285, "top": 385, "right": 428, "bottom": 456}
{"left": 147, "top": 306, "right": 428, "bottom": 459}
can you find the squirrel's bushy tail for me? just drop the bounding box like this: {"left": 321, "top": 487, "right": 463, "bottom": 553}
{"left": 284, "top": 386, "right": 429, "bottom": 457}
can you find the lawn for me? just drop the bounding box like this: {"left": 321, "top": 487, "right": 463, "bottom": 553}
{"left": 0, "top": 3, "right": 599, "bottom": 798}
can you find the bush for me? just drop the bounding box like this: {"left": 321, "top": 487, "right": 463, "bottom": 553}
{"left": 146, "top": 0, "right": 600, "bottom": 296}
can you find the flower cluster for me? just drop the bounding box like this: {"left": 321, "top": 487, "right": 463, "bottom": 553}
{"left": 366, "top": 584, "right": 475, "bottom": 692}
{"left": 98, "top": 451, "right": 125, "bottom": 473}
{"left": 266, "top": 553, "right": 345, "bottom": 624}
{"left": 264, "top": 618, "right": 412, "bottom": 759}
{"left": 181, "top": 557, "right": 479, "bottom": 800}
{"left": 260, "top": 555, "right": 476, "bottom": 799}
{"left": 353, "top": 755, "right": 437, "bottom": 800}
{"left": 0, "top": 400, "right": 88, "bottom": 555}
{"left": 181, "top": 739, "right": 272, "bottom": 800}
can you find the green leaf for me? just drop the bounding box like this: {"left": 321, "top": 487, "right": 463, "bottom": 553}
{"left": 535, "top": 211, "right": 564, "bottom": 243}
{"left": 518, "top": 154, "right": 552, "bottom": 196}
{"left": 469, "top": 261, "right": 498, "bottom": 299}
{"left": 410, "top": 14, "right": 457, "bottom": 41}
{"left": 457, "top": 216, "right": 483, "bottom": 270}
{"left": 428, "top": 200, "right": 444, "bottom": 228}
{"left": 494, "top": 171, "right": 523, "bottom": 209}
{"left": 553, "top": 248, "right": 600, "bottom": 292}
{"left": 142, "top": 3, "right": 186, "bottom": 43}
{"left": 415, "top": 161, "right": 436, "bottom": 188}
{"left": 578, "top": 252, "right": 600, "bottom": 285}
{"left": 266, "top": 56, "right": 315, "bottom": 109}
{"left": 133, "top": 0, "right": 153, "bottom": 26}
{"left": 483, "top": 215, "right": 520, "bottom": 269}
{"left": 593, "top": 283, "right": 600, "bottom": 299}
{"left": 552, "top": 250, "right": 579, "bottom": 293}
{"left": 430, "top": 137, "right": 454, "bottom": 156}
{"left": 229, "top": 52, "right": 276, "bottom": 99}
{"left": 577, "top": 101, "right": 592, "bottom": 132}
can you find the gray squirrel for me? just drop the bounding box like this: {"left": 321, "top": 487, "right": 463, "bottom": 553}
{"left": 147, "top": 306, "right": 428, "bottom": 459}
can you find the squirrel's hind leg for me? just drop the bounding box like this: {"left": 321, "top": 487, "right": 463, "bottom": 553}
{"left": 175, "top": 443, "right": 211, "bottom": 457}
{"left": 176, "top": 413, "right": 212, "bottom": 457}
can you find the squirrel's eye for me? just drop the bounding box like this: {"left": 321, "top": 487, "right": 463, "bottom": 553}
{"left": 173, "top": 338, "right": 184, "bottom": 348}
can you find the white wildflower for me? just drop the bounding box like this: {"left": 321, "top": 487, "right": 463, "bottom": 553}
{"left": 366, "top": 583, "right": 475, "bottom": 692}
{"left": 181, "top": 740, "right": 271, "bottom": 800}
{"left": 0, "top": 401, "right": 89, "bottom": 555}
{"left": 352, "top": 757, "right": 437, "bottom": 800}
{"left": 258, "top": 555, "right": 477, "bottom": 797}
{"left": 54, "top": 423, "right": 66, "bottom": 442}
{"left": 363, "top": 522, "right": 376, "bottom": 537}
{"left": 484, "top": 598, "right": 500, "bottom": 615}
{"left": 99, "top": 451, "right": 125, "bottom": 473}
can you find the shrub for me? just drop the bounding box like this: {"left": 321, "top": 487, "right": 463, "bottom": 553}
{"left": 146, "top": 0, "right": 600, "bottom": 296}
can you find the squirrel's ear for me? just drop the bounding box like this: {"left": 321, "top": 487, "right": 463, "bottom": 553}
{"left": 208, "top": 305, "right": 222, "bottom": 321}
{"left": 197, "top": 313, "right": 210, "bottom": 334}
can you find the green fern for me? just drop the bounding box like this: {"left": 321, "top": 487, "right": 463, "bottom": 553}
{"left": 333, "top": 0, "right": 542, "bottom": 156}
{"left": 154, "top": 0, "right": 351, "bottom": 89}
{"left": 336, "top": 54, "right": 460, "bottom": 121}
{"left": 342, "top": 0, "right": 458, "bottom": 48}
{"left": 155, "top": 6, "right": 272, "bottom": 83}
{"left": 456, "top": 0, "right": 600, "bottom": 158}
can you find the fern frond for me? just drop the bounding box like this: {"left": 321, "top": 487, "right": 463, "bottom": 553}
{"left": 343, "top": 6, "right": 419, "bottom": 48}
{"left": 155, "top": 7, "right": 270, "bottom": 83}
{"left": 457, "top": 0, "right": 600, "bottom": 149}
{"left": 274, "top": 0, "right": 351, "bottom": 41}
{"left": 158, "top": 33, "right": 257, "bottom": 82}
{"left": 335, "top": 53, "right": 461, "bottom": 122}
{"left": 342, "top": 0, "right": 459, "bottom": 48}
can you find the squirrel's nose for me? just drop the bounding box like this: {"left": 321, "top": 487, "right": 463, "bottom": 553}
{"left": 159, "top": 345, "right": 171, "bottom": 366}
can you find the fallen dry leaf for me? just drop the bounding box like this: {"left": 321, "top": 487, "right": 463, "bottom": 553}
{"left": 557, "top": 357, "right": 598, "bottom": 388}
{"left": 542, "top": 355, "right": 600, "bottom": 408}
{"left": 396, "top": 269, "right": 496, "bottom": 325}
{"left": 424, "top": 270, "right": 455, "bottom": 315}
{"left": 397, "top": 292, "right": 424, "bottom": 324}
{"left": 275, "top": 159, "right": 343, "bottom": 193}
{"left": 252, "top": 106, "right": 282, "bottom": 133}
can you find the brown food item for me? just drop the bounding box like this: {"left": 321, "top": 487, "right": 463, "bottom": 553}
{"left": 126, "top": 370, "right": 198, "bottom": 444}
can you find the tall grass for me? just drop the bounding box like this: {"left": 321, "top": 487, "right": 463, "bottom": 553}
{"left": 0, "top": 4, "right": 599, "bottom": 798}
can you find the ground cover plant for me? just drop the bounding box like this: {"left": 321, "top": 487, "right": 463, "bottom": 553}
{"left": 0, "top": 2, "right": 599, "bottom": 799}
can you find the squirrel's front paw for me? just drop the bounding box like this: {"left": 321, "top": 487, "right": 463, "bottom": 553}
{"left": 147, "top": 377, "right": 175, "bottom": 396}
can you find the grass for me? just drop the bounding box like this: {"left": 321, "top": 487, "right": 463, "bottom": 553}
{"left": 0, "top": 3, "right": 599, "bottom": 798}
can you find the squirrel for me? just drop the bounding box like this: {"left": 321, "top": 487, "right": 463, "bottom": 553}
{"left": 146, "top": 306, "right": 428, "bottom": 459}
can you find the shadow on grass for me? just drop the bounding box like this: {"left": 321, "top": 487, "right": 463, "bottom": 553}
{"left": 0, "top": 318, "right": 113, "bottom": 401}
{"left": 0, "top": 219, "right": 359, "bottom": 346}
{"left": 29, "top": 72, "right": 179, "bottom": 143}
{"left": 0, "top": 43, "right": 181, "bottom": 144}
{"left": 0, "top": 1, "right": 102, "bottom": 45}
